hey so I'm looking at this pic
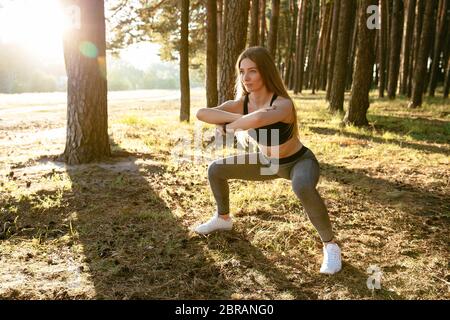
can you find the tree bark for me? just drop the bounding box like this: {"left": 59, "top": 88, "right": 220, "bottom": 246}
{"left": 444, "top": 56, "right": 450, "bottom": 98}
{"left": 443, "top": 22, "right": 450, "bottom": 98}
{"left": 305, "top": 0, "right": 319, "bottom": 91}
{"left": 268, "top": 0, "right": 280, "bottom": 58}
{"left": 400, "top": 0, "right": 416, "bottom": 96}
{"left": 328, "top": 0, "right": 355, "bottom": 113}
{"left": 249, "top": 0, "right": 260, "bottom": 46}
{"left": 180, "top": 0, "right": 190, "bottom": 122}
{"left": 206, "top": 0, "right": 218, "bottom": 108}
{"left": 326, "top": 0, "right": 341, "bottom": 100}
{"left": 259, "top": 0, "right": 267, "bottom": 46}
{"left": 219, "top": 0, "right": 250, "bottom": 103}
{"left": 314, "top": 0, "right": 331, "bottom": 92}
{"left": 217, "top": 0, "right": 224, "bottom": 72}
{"left": 344, "top": 0, "right": 378, "bottom": 126}
{"left": 346, "top": 5, "right": 358, "bottom": 91}
{"left": 428, "top": 0, "right": 449, "bottom": 96}
{"left": 285, "top": 0, "right": 299, "bottom": 89}
{"left": 217, "top": 0, "right": 223, "bottom": 48}
{"left": 294, "top": 0, "right": 309, "bottom": 94}
{"left": 61, "top": 0, "right": 110, "bottom": 165}
{"left": 408, "top": 0, "right": 438, "bottom": 108}
{"left": 317, "top": 2, "right": 333, "bottom": 91}
{"left": 379, "top": 0, "right": 388, "bottom": 97}
{"left": 409, "top": 0, "right": 424, "bottom": 97}
{"left": 374, "top": 31, "right": 379, "bottom": 87}
{"left": 387, "top": 0, "right": 404, "bottom": 99}
{"left": 320, "top": 0, "right": 333, "bottom": 90}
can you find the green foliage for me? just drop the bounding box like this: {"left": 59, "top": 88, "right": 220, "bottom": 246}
{"left": 109, "top": 0, "right": 206, "bottom": 70}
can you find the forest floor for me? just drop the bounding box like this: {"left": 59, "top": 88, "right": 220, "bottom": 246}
{"left": 0, "top": 89, "right": 449, "bottom": 300}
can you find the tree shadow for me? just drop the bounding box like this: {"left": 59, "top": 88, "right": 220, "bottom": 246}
{"left": 203, "top": 230, "right": 318, "bottom": 299}
{"left": 1, "top": 146, "right": 237, "bottom": 299}
{"left": 318, "top": 161, "right": 449, "bottom": 250}
{"left": 309, "top": 126, "right": 450, "bottom": 156}
{"left": 234, "top": 210, "right": 410, "bottom": 300}
{"left": 367, "top": 114, "right": 450, "bottom": 145}
{"left": 319, "top": 161, "right": 450, "bottom": 217}
{"left": 318, "top": 162, "right": 449, "bottom": 297}
{"left": 332, "top": 263, "right": 406, "bottom": 300}
{"left": 2, "top": 144, "right": 446, "bottom": 299}
{"left": 200, "top": 223, "right": 406, "bottom": 300}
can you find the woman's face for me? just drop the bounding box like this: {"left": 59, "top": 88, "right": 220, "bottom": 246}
{"left": 239, "top": 58, "right": 265, "bottom": 93}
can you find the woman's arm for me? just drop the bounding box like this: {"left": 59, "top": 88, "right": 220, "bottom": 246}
{"left": 226, "top": 100, "right": 293, "bottom": 131}
{"left": 196, "top": 100, "right": 243, "bottom": 124}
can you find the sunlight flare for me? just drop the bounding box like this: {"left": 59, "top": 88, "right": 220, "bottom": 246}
{"left": 0, "top": 0, "right": 66, "bottom": 57}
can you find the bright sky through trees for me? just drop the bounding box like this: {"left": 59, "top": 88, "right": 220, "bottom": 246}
{"left": 0, "top": 0, "right": 161, "bottom": 69}
{"left": 0, "top": 0, "right": 65, "bottom": 62}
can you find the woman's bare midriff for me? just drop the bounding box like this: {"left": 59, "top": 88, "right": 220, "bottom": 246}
{"left": 259, "top": 136, "right": 304, "bottom": 159}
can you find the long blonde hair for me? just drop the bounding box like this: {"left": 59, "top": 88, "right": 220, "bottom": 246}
{"left": 234, "top": 46, "right": 300, "bottom": 147}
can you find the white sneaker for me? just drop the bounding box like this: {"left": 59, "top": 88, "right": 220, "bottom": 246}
{"left": 320, "top": 243, "right": 342, "bottom": 275}
{"left": 194, "top": 213, "right": 233, "bottom": 235}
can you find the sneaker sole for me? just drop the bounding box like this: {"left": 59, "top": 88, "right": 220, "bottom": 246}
{"left": 194, "top": 226, "right": 233, "bottom": 235}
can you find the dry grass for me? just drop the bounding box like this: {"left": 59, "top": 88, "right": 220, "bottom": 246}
{"left": 0, "top": 89, "right": 449, "bottom": 300}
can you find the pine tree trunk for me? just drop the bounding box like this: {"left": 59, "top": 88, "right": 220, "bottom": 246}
{"left": 408, "top": 0, "right": 438, "bottom": 108}
{"left": 217, "top": 0, "right": 224, "bottom": 72}
{"left": 314, "top": 0, "right": 331, "bottom": 93}
{"left": 320, "top": 1, "right": 333, "bottom": 90}
{"left": 306, "top": 0, "right": 319, "bottom": 91}
{"left": 180, "top": 0, "right": 190, "bottom": 122}
{"left": 400, "top": 0, "right": 416, "bottom": 95}
{"left": 345, "top": 0, "right": 378, "bottom": 127}
{"left": 429, "top": 0, "right": 449, "bottom": 97}
{"left": 206, "top": 0, "right": 218, "bottom": 108}
{"left": 379, "top": 0, "right": 388, "bottom": 97}
{"left": 422, "top": 3, "right": 438, "bottom": 96}
{"left": 444, "top": 57, "right": 450, "bottom": 98}
{"left": 329, "top": 0, "right": 355, "bottom": 113}
{"left": 409, "top": 0, "right": 424, "bottom": 97}
{"left": 374, "top": 31, "right": 380, "bottom": 87}
{"left": 285, "top": 0, "right": 299, "bottom": 89}
{"left": 387, "top": 0, "right": 404, "bottom": 99}
{"left": 268, "top": 0, "right": 280, "bottom": 58}
{"left": 219, "top": 0, "right": 250, "bottom": 103}
{"left": 326, "top": 0, "right": 341, "bottom": 100}
{"left": 294, "top": 0, "right": 309, "bottom": 94}
{"left": 259, "top": 0, "right": 267, "bottom": 46}
{"left": 443, "top": 25, "right": 450, "bottom": 98}
{"left": 61, "top": 0, "right": 110, "bottom": 165}
{"left": 304, "top": 0, "right": 317, "bottom": 89}
{"left": 249, "top": 0, "right": 260, "bottom": 46}
{"left": 346, "top": 5, "right": 358, "bottom": 91}
{"left": 385, "top": 0, "right": 392, "bottom": 91}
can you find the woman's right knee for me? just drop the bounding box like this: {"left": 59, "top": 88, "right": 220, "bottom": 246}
{"left": 207, "top": 161, "right": 222, "bottom": 179}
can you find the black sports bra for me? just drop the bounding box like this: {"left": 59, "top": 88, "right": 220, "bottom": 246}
{"left": 243, "top": 94, "right": 295, "bottom": 146}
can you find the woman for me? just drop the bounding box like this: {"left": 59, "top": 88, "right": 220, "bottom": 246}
{"left": 194, "top": 47, "right": 342, "bottom": 275}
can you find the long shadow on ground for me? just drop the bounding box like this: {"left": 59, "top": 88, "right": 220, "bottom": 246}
{"left": 1, "top": 149, "right": 232, "bottom": 299}
{"left": 309, "top": 126, "right": 450, "bottom": 156}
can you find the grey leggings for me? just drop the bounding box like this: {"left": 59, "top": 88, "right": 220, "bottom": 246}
{"left": 207, "top": 148, "right": 334, "bottom": 242}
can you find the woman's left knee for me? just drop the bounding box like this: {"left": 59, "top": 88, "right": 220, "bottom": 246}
{"left": 291, "top": 177, "right": 316, "bottom": 198}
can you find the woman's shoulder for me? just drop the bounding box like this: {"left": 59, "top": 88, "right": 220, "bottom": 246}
{"left": 272, "top": 95, "right": 293, "bottom": 108}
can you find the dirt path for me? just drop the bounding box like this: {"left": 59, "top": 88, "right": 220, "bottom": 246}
{"left": 0, "top": 89, "right": 202, "bottom": 172}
